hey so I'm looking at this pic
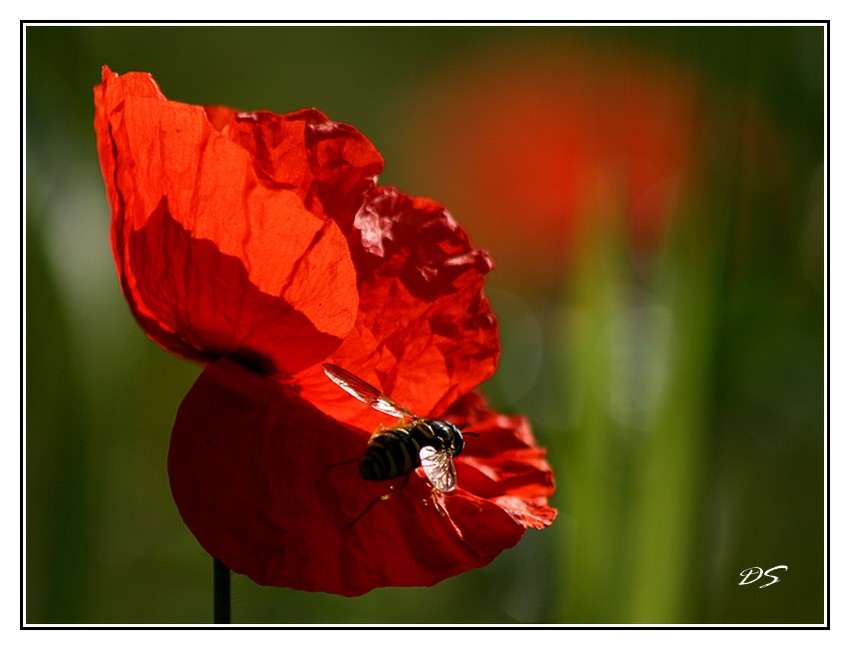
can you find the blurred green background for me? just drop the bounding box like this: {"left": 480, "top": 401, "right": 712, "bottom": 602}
{"left": 25, "top": 25, "right": 825, "bottom": 625}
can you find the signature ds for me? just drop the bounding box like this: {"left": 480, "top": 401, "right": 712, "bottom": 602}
{"left": 738, "top": 565, "right": 788, "bottom": 589}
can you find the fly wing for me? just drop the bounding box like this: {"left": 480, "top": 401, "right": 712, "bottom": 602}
{"left": 419, "top": 445, "right": 458, "bottom": 493}
{"left": 322, "top": 363, "right": 417, "bottom": 420}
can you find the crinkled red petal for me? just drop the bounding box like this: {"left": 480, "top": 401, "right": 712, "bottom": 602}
{"left": 94, "top": 67, "right": 386, "bottom": 374}
{"left": 445, "top": 391, "right": 556, "bottom": 527}
{"left": 125, "top": 200, "right": 352, "bottom": 375}
{"left": 219, "top": 108, "right": 384, "bottom": 233}
{"left": 169, "top": 359, "right": 555, "bottom": 596}
{"left": 293, "top": 187, "right": 500, "bottom": 432}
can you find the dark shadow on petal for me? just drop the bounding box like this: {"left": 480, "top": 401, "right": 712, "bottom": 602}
{"left": 127, "top": 198, "right": 346, "bottom": 376}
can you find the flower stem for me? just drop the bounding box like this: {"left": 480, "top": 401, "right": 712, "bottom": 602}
{"left": 213, "top": 557, "right": 231, "bottom": 624}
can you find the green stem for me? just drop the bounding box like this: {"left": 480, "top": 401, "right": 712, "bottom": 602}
{"left": 213, "top": 558, "right": 231, "bottom": 624}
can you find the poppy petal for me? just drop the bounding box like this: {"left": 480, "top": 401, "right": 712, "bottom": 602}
{"left": 220, "top": 108, "right": 384, "bottom": 233}
{"left": 126, "top": 200, "right": 354, "bottom": 375}
{"left": 444, "top": 392, "right": 557, "bottom": 528}
{"left": 169, "top": 359, "right": 554, "bottom": 596}
{"left": 293, "top": 187, "right": 500, "bottom": 431}
{"left": 95, "top": 67, "right": 361, "bottom": 374}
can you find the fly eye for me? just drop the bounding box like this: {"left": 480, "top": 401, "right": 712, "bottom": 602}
{"left": 453, "top": 430, "right": 465, "bottom": 456}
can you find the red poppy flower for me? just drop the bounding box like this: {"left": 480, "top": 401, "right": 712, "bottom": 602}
{"left": 94, "top": 67, "right": 556, "bottom": 596}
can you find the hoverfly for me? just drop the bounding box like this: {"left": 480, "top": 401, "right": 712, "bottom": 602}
{"left": 322, "top": 364, "right": 469, "bottom": 517}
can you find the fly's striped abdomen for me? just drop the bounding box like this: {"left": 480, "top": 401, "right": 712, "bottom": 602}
{"left": 359, "top": 420, "right": 441, "bottom": 482}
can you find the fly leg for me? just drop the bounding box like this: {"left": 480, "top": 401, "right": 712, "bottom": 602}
{"left": 428, "top": 487, "right": 450, "bottom": 517}
{"left": 426, "top": 488, "right": 462, "bottom": 536}
{"left": 349, "top": 473, "right": 410, "bottom": 527}
{"left": 326, "top": 457, "right": 359, "bottom": 471}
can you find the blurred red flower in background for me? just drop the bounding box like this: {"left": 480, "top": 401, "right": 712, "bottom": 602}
{"left": 94, "top": 67, "right": 556, "bottom": 596}
{"left": 399, "top": 43, "right": 701, "bottom": 284}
